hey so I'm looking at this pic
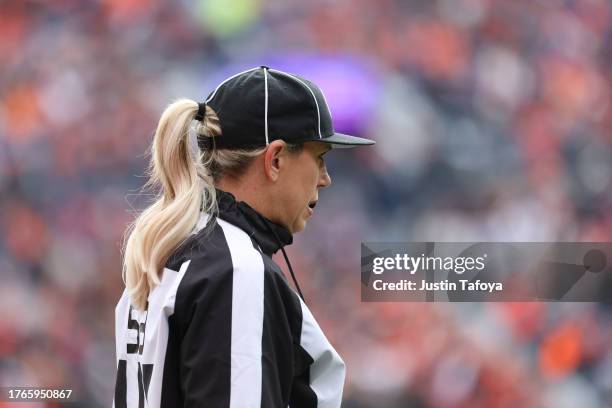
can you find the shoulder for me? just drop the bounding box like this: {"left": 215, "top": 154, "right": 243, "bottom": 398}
{"left": 166, "top": 216, "right": 297, "bottom": 312}
{"left": 166, "top": 217, "right": 303, "bottom": 335}
{"left": 166, "top": 217, "right": 267, "bottom": 286}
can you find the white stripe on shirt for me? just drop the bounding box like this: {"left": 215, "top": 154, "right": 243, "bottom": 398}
{"left": 218, "top": 218, "right": 266, "bottom": 407}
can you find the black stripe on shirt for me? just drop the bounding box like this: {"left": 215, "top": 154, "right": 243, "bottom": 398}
{"left": 115, "top": 359, "right": 127, "bottom": 408}
{"left": 172, "top": 223, "right": 233, "bottom": 406}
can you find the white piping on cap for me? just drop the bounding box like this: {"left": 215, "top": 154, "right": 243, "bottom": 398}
{"left": 205, "top": 67, "right": 259, "bottom": 103}
{"left": 269, "top": 69, "right": 322, "bottom": 139}
{"left": 263, "top": 67, "right": 270, "bottom": 145}
{"left": 317, "top": 84, "right": 332, "bottom": 121}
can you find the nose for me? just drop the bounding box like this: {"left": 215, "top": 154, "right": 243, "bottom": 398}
{"left": 318, "top": 165, "right": 332, "bottom": 188}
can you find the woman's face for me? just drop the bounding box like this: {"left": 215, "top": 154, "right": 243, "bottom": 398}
{"left": 275, "top": 141, "right": 332, "bottom": 233}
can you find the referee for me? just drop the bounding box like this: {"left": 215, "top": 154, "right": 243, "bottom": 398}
{"left": 113, "top": 66, "right": 374, "bottom": 407}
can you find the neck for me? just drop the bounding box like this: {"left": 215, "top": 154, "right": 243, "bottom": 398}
{"left": 216, "top": 177, "right": 278, "bottom": 226}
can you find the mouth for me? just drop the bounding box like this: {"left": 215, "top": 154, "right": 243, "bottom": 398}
{"left": 307, "top": 200, "right": 317, "bottom": 215}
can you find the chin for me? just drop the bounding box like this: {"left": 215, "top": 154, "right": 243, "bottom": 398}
{"left": 291, "top": 220, "right": 307, "bottom": 234}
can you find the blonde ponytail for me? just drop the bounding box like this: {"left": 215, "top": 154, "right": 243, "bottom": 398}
{"left": 122, "top": 99, "right": 219, "bottom": 311}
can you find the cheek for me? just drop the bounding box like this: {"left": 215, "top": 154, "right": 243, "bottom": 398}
{"left": 281, "top": 178, "right": 306, "bottom": 211}
{"left": 288, "top": 180, "right": 311, "bottom": 214}
{"left": 281, "top": 162, "right": 319, "bottom": 215}
{"left": 302, "top": 169, "right": 319, "bottom": 198}
{"left": 306, "top": 164, "right": 320, "bottom": 187}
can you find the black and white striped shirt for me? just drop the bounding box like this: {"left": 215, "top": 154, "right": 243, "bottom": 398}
{"left": 113, "top": 190, "right": 346, "bottom": 407}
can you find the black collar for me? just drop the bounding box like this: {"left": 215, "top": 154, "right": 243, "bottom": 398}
{"left": 216, "top": 189, "right": 293, "bottom": 256}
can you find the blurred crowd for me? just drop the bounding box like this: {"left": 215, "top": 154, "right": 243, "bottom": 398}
{"left": 1, "top": 0, "right": 612, "bottom": 406}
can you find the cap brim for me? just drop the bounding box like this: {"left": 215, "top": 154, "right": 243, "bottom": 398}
{"left": 318, "top": 132, "right": 375, "bottom": 149}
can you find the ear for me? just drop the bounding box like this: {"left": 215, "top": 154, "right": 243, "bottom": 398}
{"left": 263, "top": 140, "right": 287, "bottom": 182}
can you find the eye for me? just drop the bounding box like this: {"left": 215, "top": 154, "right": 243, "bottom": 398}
{"left": 318, "top": 148, "right": 330, "bottom": 167}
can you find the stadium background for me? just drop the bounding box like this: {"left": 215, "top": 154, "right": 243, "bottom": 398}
{"left": 1, "top": 0, "right": 612, "bottom": 406}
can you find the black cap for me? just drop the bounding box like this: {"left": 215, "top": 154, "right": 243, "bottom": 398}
{"left": 200, "top": 66, "right": 375, "bottom": 149}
